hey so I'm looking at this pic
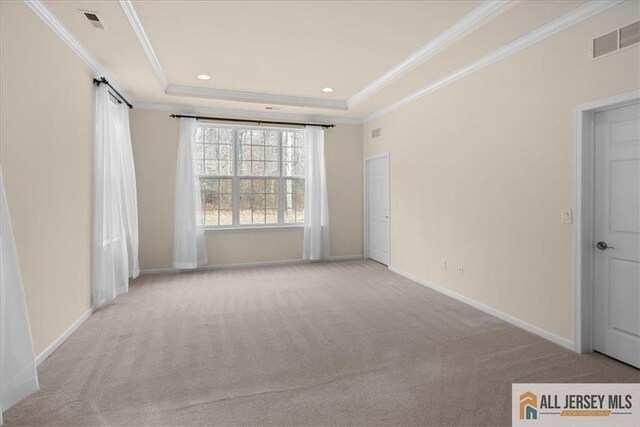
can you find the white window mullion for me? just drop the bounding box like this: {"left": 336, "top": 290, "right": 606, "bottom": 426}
{"left": 232, "top": 128, "right": 240, "bottom": 226}
{"left": 277, "top": 130, "right": 285, "bottom": 225}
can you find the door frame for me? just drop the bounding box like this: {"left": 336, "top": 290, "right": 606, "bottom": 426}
{"left": 574, "top": 90, "right": 640, "bottom": 354}
{"left": 363, "top": 152, "right": 390, "bottom": 263}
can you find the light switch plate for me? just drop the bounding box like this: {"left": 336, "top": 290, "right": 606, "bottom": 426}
{"left": 441, "top": 259, "right": 447, "bottom": 271}
{"left": 561, "top": 209, "right": 573, "bottom": 224}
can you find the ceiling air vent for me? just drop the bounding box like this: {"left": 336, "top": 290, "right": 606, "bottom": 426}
{"left": 80, "top": 10, "right": 105, "bottom": 30}
{"left": 620, "top": 21, "right": 640, "bottom": 49}
{"left": 372, "top": 128, "right": 382, "bottom": 138}
{"left": 593, "top": 30, "right": 617, "bottom": 58}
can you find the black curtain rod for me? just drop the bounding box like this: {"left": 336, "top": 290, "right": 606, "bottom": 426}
{"left": 93, "top": 77, "right": 133, "bottom": 109}
{"left": 169, "top": 114, "right": 335, "bottom": 129}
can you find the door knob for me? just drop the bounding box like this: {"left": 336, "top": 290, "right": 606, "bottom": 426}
{"left": 596, "top": 241, "right": 615, "bottom": 250}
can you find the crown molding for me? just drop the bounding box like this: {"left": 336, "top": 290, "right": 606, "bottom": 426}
{"left": 134, "top": 101, "right": 362, "bottom": 125}
{"left": 119, "top": 0, "right": 168, "bottom": 89}
{"left": 120, "top": 0, "right": 510, "bottom": 111}
{"left": 25, "top": 0, "right": 622, "bottom": 123}
{"left": 347, "top": 0, "right": 512, "bottom": 109}
{"left": 364, "top": 0, "right": 623, "bottom": 123}
{"left": 165, "top": 85, "right": 349, "bottom": 111}
{"left": 23, "top": 0, "right": 131, "bottom": 100}
{"left": 23, "top": 0, "right": 104, "bottom": 74}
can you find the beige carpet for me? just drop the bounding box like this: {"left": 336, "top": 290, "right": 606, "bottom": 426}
{"left": 5, "top": 260, "right": 639, "bottom": 426}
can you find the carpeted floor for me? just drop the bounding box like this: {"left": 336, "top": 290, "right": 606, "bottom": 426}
{"left": 5, "top": 260, "right": 639, "bottom": 426}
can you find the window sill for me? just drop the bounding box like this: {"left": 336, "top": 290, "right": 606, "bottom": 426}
{"left": 204, "top": 225, "right": 304, "bottom": 233}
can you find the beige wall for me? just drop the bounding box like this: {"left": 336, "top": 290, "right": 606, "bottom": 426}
{"left": 363, "top": 1, "right": 640, "bottom": 342}
{"left": 0, "top": 1, "right": 93, "bottom": 355}
{"left": 130, "top": 109, "right": 363, "bottom": 270}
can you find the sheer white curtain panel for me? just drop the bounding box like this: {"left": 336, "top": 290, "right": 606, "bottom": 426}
{"left": 0, "top": 169, "right": 39, "bottom": 424}
{"left": 173, "top": 118, "right": 207, "bottom": 269}
{"left": 93, "top": 85, "right": 138, "bottom": 307}
{"left": 116, "top": 104, "right": 139, "bottom": 279}
{"left": 302, "top": 126, "right": 330, "bottom": 261}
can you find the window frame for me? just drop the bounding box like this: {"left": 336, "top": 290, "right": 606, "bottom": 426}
{"left": 196, "top": 123, "right": 305, "bottom": 231}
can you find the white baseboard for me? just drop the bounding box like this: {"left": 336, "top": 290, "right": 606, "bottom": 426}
{"left": 327, "top": 254, "right": 364, "bottom": 261}
{"left": 35, "top": 306, "right": 96, "bottom": 366}
{"left": 140, "top": 255, "right": 364, "bottom": 275}
{"left": 388, "top": 266, "right": 574, "bottom": 351}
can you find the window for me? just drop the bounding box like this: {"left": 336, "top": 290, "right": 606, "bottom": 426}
{"left": 195, "top": 125, "right": 305, "bottom": 228}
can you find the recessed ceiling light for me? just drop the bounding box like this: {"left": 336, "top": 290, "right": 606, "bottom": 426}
{"left": 197, "top": 74, "right": 211, "bottom": 80}
{"left": 322, "top": 87, "right": 334, "bottom": 93}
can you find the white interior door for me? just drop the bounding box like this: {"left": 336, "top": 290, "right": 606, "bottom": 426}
{"left": 593, "top": 102, "right": 640, "bottom": 368}
{"left": 367, "top": 155, "right": 389, "bottom": 265}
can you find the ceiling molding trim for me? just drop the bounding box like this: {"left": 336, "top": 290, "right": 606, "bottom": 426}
{"left": 165, "top": 85, "right": 349, "bottom": 111}
{"left": 364, "top": 0, "right": 622, "bottom": 123}
{"left": 347, "top": 0, "right": 512, "bottom": 109}
{"left": 119, "top": 0, "right": 169, "bottom": 89}
{"left": 23, "top": 0, "right": 131, "bottom": 98}
{"left": 119, "top": 2, "right": 347, "bottom": 111}
{"left": 135, "top": 102, "right": 362, "bottom": 125}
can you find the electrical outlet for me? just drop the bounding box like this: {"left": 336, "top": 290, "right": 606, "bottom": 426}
{"left": 457, "top": 265, "right": 464, "bottom": 275}
{"left": 441, "top": 259, "right": 447, "bottom": 271}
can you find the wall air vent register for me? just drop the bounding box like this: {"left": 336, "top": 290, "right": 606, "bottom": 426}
{"left": 592, "top": 20, "right": 639, "bottom": 59}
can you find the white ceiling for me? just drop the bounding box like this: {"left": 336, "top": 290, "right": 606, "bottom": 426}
{"left": 131, "top": 0, "right": 482, "bottom": 99}
{"left": 40, "top": 0, "right": 593, "bottom": 120}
